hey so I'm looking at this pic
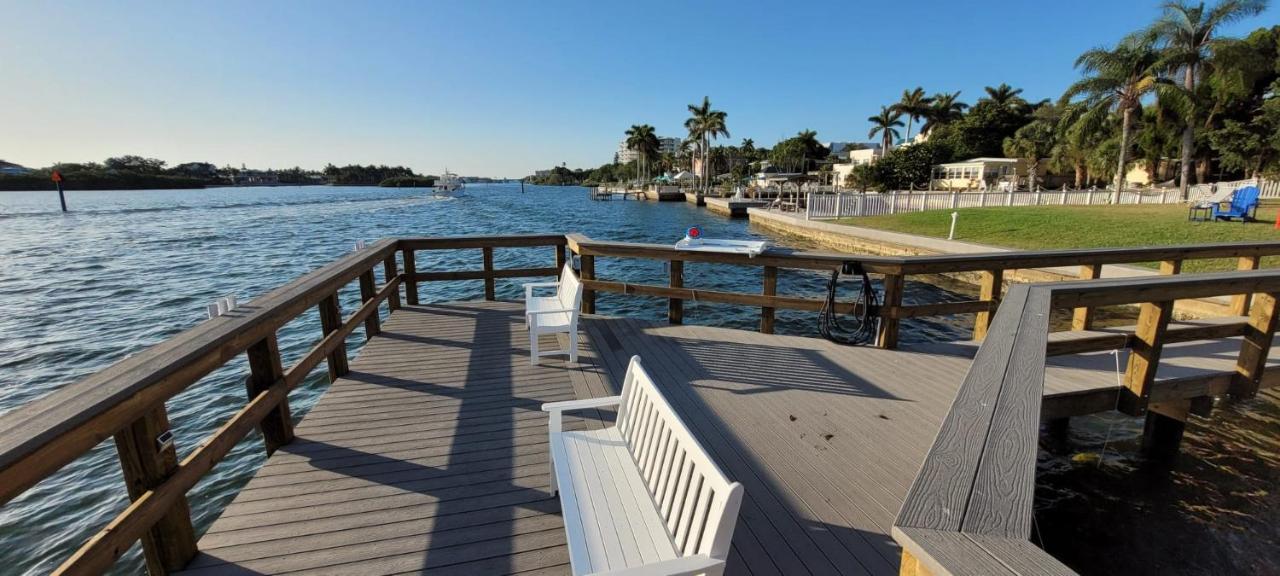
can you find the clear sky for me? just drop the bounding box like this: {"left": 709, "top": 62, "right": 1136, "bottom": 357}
{"left": 2, "top": 0, "right": 1276, "bottom": 178}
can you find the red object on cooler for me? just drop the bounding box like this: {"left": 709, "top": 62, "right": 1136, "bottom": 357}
{"left": 687, "top": 226, "right": 702, "bottom": 239}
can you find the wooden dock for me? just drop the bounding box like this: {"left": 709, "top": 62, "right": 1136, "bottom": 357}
{"left": 176, "top": 301, "right": 1276, "bottom": 575}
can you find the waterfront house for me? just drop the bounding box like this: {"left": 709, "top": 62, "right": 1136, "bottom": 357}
{"left": 831, "top": 144, "right": 884, "bottom": 188}
{"left": 931, "top": 157, "right": 1026, "bottom": 190}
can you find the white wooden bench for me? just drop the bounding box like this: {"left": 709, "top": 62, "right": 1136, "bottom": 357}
{"left": 542, "top": 356, "right": 744, "bottom": 576}
{"left": 523, "top": 264, "right": 583, "bottom": 365}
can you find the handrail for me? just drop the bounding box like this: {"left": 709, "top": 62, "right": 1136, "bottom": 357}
{"left": 893, "top": 269, "right": 1280, "bottom": 575}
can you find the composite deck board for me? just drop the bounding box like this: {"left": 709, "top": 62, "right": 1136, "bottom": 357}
{"left": 180, "top": 300, "right": 1263, "bottom": 575}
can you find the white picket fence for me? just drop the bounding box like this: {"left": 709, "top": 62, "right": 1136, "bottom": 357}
{"left": 805, "top": 189, "right": 1181, "bottom": 219}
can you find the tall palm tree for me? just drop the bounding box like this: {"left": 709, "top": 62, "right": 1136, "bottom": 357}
{"left": 624, "top": 124, "right": 659, "bottom": 184}
{"left": 685, "top": 96, "right": 730, "bottom": 191}
{"left": 867, "top": 107, "right": 905, "bottom": 153}
{"left": 1064, "top": 36, "right": 1162, "bottom": 202}
{"left": 892, "top": 87, "right": 933, "bottom": 143}
{"left": 982, "top": 83, "right": 1027, "bottom": 109}
{"left": 921, "top": 91, "right": 968, "bottom": 135}
{"left": 1149, "top": 0, "right": 1268, "bottom": 199}
{"left": 1003, "top": 103, "right": 1061, "bottom": 191}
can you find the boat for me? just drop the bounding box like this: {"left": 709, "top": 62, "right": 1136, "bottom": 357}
{"left": 434, "top": 170, "right": 466, "bottom": 197}
{"left": 673, "top": 226, "right": 769, "bottom": 257}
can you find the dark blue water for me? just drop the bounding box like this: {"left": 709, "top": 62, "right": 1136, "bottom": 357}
{"left": 0, "top": 184, "right": 972, "bottom": 575}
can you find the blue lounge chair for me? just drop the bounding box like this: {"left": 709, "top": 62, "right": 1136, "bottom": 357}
{"left": 1213, "top": 186, "right": 1260, "bottom": 222}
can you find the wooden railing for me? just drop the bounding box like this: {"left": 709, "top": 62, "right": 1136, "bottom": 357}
{"left": 4, "top": 233, "right": 1280, "bottom": 575}
{"left": 893, "top": 270, "right": 1280, "bottom": 576}
{"left": 0, "top": 235, "right": 567, "bottom": 575}
{"left": 568, "top": 235, "right": 1280, "bottom": 347}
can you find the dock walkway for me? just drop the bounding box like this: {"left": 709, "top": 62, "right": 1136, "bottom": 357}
{"left": 178, "top": 301, "right": 1269, "bottom": 575}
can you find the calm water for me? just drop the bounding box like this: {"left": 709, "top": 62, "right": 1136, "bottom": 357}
{"left": 0, "top": 184, "right": 970, "bottom": 575}
{"left": 1, "top": 185, "right": 1271, "bottom": 575}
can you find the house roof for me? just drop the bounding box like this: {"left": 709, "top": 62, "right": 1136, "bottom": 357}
{"left": 935, "top": 157, "right": 1020, "bottom": 167}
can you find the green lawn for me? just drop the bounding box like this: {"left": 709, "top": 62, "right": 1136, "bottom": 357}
{"left": 837, "top": 203, "right": 1280, "bottom": 273}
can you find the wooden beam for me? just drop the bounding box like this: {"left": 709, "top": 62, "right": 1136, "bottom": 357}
{"left": 382, "top": 254, "right": 400, "bottom": 311}
{"left": 1160, "top": 259, "right": 1182, "bottom": 275}
{"left": 580, "top": 254, "right": 596, "bottom": 314}
{"left": 973, "top": 269, "right": 1002, "bottom": 341}
{"left": 1143, "top": 400, "right": 1190, "bottom": 461}
{"left": 761, "top": 266, "right": 777, "bottom": 334}
{"left": 358, "top": 269, "right": 381, "bottom": 339}
{"left": 554, "top": 244, "right": 566, "bottom": 271}
{"left": 403, "top": 248, "right": 419, "bottom": 305}
{"left": 318, "top": 294, "right": 349, "bottom": 380}
{"left": 413, "top": 266, "right": 559, "bottom": 281}
{"left": 1070, "top": 263, "right": 1102, "bottom": 330}
{"left": 899, "top": 550, "right": 933, "bottom": 576}
{"left": 669, "top": 260, "right": 684, "bottom": 325}
{"left": 244, "top": 334, "right": 292, "bottom": 455}
{"left": 1120, "top": 300, "right": 1174, "bottom": 415}
{"left": 481, "top": 247, "right": 496, "bottom": 300}
{"left": 1232, "top": 255, "right": 1262, "bottom": 315}
{"left": 112, "top": 406, "right": 197, "bottom": 574}
{"left": 1233, "top": 292, "right": 1279, "bottom": 399}
{"left": 877, "top": 274, "right": 904, "bottom": 349}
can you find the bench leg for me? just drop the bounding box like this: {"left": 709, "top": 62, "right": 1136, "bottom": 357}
{"left": 530, "top": 328, "right": 540, "bottom": 365}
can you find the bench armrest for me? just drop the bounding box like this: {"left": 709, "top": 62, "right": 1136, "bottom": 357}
{"left": 588, "top": 555, "right": 723, "bottom": 576}
{"left": 543, "top": 396, "right": 622, "bottom": 433}
{"left": 524, "top": 281, "right": 560, "bottom": 299}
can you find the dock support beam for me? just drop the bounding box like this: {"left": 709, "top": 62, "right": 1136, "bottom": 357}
{"left": 580, "top": 254, "right": 596, "bottom": 314}
{"left": 319, "top": 294, "right": 350, "bottom": 380}
{"left": 1121, "top": 299, "right": 1173, "bottom": 415}
{"left": 1232, "top": 256, "right": 1261, "bottom": 315}
{"left": 669, "top": 260, "right": 683, "bottom": 325}
{"left": 1233, "top": 291, "right": 1279, "bottom": 398}
{"left": 877, "top": 273, "right": 904, "bottom": 349}
{"left": 383, "top": 254, "right": 400, "bottom": 311}
{"left": 1071, "top": 263, "right": 1102, "bottom": 330}
{"left": 1142, "top": 401, "right": 1190, "bottom": 461}
{"left": 114, "top": 406, "right": 198, "bottom": 574}
{"left": 761, "top": 265, "right": 777, "bottom": 334}
{"left": 359, "top": 269, "right": 381, "bottom": 338}
{"left": 245, "top": 333, "right": 293, "bottom": 455}
{"left": 403, "top": 249, "right": 419, "bottom": 305}
{"left": 973, "top": 269, "right": 1002, "bottom": 341}
{"left": 482, "top": 247, "right": 496, "bottom": 300}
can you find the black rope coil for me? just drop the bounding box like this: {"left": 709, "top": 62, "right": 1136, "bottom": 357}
{"left": 819, "top": 261, "right": 880, "bottom": 346}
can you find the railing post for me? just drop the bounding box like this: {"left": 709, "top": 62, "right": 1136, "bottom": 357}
{"left": 114, "top": 405, "right": 197, "bottom": 574}
{"left": 1160, "top": 259, "right": 1182, "bottom": 276}
{"left": 1120, "top": 299, "right": 1174, "bottom": 415}
{"left": 761, "top": 266, "right": 777, "bottom": 334}
{"left": 382, "top": 254, "right": 400, "bottom": 311}
{"left": 580, "top": 254, "right": 596, "bottom": 314}
{"left": 1232, "top": 255, "right": 1261, "bottom": 315}
{"left": 1087, "top": 189, "right": 1095, "bottom": 205}
{"left": 669, "top": 260, "right": 684, "bottom": 325}
{"left": 858, "top": 193, "right": 865, "bottom": 216}
{"left": 403, "top": 248, "right": 419, "bottom": 305}
{"left": 1071, "top": 264, "right": 1103, "bottom": 330}
{"left": 890, "top": 191, "right": 897, "bottom": 214}
{"left": 950, "top": 190, "right": 958, "bottom": 209}
{"left": 835, "top": 193, "right": 844, "bottom": 218}
{"left": 245, "top": 333, "right": 293, "bottom": 454}
{"left": 555, "top": 244, "right": 566, "bottom": 271}
{"left": 973, "top": 269, "right": 1002, "bottom": 341}
{"left": 805, "top": 193, "right": 812, "bottom": 220}
{"left": 877, "top": 273, "right": 904, "bottom": 349}
{"left": 318, "top": 294, "right": 349, "bottom": 380}
{"left": 1232, "top": 292, "right": 1279, "bottom": 399}
{"left": 359, "top": 269, "right": 381, "bottom": 338}
{"left": 482, "top": 246, "right": 496, "bottom": 300}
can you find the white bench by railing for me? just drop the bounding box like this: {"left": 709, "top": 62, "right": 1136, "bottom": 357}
{"left": 524, "top": 263, "right": 583, "bottom": 364}
{"left": 543, "top": 356, "right": 744, "bottom": 576}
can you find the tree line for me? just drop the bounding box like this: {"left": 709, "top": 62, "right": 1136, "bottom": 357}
{"left": 0, "top": 156, "right": 434, "bottom": 190}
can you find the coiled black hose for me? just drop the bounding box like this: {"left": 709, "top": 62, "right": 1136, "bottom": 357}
{"left": 819, "top": 261, "right": 880, "bottom": 346}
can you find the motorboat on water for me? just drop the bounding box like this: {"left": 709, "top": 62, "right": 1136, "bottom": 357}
{"left": 434, "top": 170, "right": 466, "bottom": 197}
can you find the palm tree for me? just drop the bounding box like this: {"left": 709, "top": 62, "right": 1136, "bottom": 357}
{"left": 1003, "top": 103, "right": 1061, "bottom": 191}
{"left": 1064, "top": 36, "right": 1162, "bottom": 202}
{"left": 1149, "top": 0, "right": 1268, "bottom": 199}
{"left": 624, "top": 124, "right": 659, "bottom": 184}
{"left": 685, "top": 96, "right": 730, "bottom": 191}
{"left": 867, "top": 107, "right": 905, "bottom": 153}
{"left": 921, "top": 91, "right": 968, "bottom": 135}
{"left": 982, "top": 83, "right": 1028, "bottom": 110}
{"left": 892, "top": 87, "right": 933, "bottom": 143}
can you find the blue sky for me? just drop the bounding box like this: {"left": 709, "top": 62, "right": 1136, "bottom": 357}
{"left": 2, "top": 0, "right": 1276, "bottom": 178}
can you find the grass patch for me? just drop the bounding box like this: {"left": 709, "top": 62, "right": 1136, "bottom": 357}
{"left": 837, "top": 203, "right": 1280, "bottom": 273}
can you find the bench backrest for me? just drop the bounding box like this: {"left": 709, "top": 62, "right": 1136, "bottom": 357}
{"left": 557, "top": 264, "right": 583, "bottom": 313}
{"left": 1232, "top": 186, "right": 1260, "bottom": 210}
{"left": 614, "top": 356, "right": 743, "bottom": 561}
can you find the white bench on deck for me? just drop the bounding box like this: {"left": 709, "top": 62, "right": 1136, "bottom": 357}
{"left": 542, "top": 356, "right": 744, "bottom": 576}
{"left": 524, "top": 264, "right": 583, "bottom": 365}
